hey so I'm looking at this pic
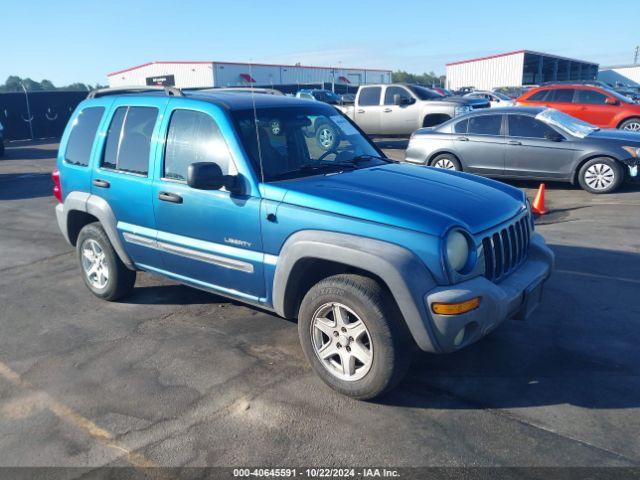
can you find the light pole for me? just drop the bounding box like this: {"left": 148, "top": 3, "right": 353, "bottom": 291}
{"left": 21, "top": 82, "right": 34, "bottom": 140}
{"left": 635, "top": 46, "right": 640, "bottom": 64}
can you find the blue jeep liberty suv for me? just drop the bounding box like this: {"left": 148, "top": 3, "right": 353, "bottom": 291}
{"left": 53, "top": 86, "right": 554, "bottom": 399}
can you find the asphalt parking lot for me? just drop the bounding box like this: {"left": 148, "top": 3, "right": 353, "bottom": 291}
{"left": 1, "top": 139, "right": 639, "bottom": 469}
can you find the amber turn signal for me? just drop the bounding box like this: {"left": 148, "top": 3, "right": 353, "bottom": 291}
{"left": 432, "top": 297, "right": 481, "bottom": 315}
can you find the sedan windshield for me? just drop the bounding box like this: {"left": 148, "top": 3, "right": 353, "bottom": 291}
{"left": 536, "top": 108, "right": 598, "bottom": 138}
{"left": 232, "top": 105, "right": 388, "bottom": 182}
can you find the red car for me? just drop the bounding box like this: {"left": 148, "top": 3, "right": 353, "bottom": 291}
{"left": 518, "top": 84, "right": 640, "bottom": 132}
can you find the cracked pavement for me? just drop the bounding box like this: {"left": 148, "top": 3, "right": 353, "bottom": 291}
{"left": 0, "top": 140, "right": 639, "bottom": 469}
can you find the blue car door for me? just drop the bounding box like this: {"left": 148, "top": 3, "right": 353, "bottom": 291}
{"left": 90, "top": 97, "right": 168, "bottom": 270}
{"left": 151, "top": 100, "right": 265, "bottom": 301}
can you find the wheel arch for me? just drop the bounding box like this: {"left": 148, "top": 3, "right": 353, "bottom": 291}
{"left": 572, "top": 154, "right": 622, "bottom": 185}
{"left": 272, "top": 230, "right": 440, "bottom": 352}
{"left": 617, "top": 116, "right": 640, "bottom": 129}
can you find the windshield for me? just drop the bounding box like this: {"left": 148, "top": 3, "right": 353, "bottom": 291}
{"left": 536, "top": 108, "right": 598, "bottom": 138}
{"left": 232, "top": 105, "right": 387, "bottom": 182}
{"left": 604, "top": 88, "right": 633, "bottom": 104}
{"left": 406, "top": 84, "right": 444, "bottom": 100}
{"left": 493, "top": 91, "right": 512, "bottom": 101}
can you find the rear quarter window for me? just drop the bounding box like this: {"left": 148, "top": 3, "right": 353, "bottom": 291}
{"left": 64, "top": 107, "right": 105, "bottom": 166}
{"left": 358, "top": 87, "right": 382, "bottom": 106}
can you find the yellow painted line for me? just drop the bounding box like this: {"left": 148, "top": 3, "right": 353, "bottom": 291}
{"left": 555, "top": 269, "right": 640, "bottom": 285}
{"left": 0, "top": 360, "right": 163, "bottom": 473}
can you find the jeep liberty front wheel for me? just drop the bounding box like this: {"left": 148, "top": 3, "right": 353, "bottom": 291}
{"left": 298, "top": 274, "right": 411, "bottom": 399}
{"left": 77, "top": 222, "right": 136, "bottom": 301}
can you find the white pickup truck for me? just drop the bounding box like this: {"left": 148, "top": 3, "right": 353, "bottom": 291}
{"left": 336, "top": 83, "right": 489, "bottom": 136}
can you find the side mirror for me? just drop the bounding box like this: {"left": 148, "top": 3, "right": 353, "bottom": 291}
{"left": 393, "top": 93, "right": 403, "bottom": 106}
{"left": 545, "top": 131, "right": 564, "bottom": 142}
{"left": 605, "top": 97, "right": 619, "bottom": 105}
{"left": 187, "top": 162, "right": 242, "bottom": 193}
{"left": 188, "top": 162, "right": 224, "bottom": 190}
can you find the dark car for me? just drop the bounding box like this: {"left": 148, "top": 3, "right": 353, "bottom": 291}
{"left": 0, "top": 121, "right": 5, "bottom": 157}
{"left": 405, "top": 107, "right": 640, "bottom": 193}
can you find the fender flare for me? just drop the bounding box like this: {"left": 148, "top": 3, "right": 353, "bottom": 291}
{"left": 272, "top": 230, "right": 440, "bottom": 352}
{"left": 59, "top": 191, "right": 135, "bottom": 269}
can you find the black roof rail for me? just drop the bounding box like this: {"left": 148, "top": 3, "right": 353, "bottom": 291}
{"left": 86, "top": 86, "right": 184, "bottom": 99}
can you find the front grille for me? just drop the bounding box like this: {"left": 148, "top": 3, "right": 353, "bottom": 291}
{"left": 481, "top": 215, "right": 531, "bottom": 282}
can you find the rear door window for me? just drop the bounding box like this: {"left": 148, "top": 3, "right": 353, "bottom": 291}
{"left": 548, "top": 89, "right": 575, "bottom": 103}
{"left": 527, "top": 90, "right": 550, "bottom": 101}
{"left": 453, "top": 118, "right": 468, "bottom": 134}
{"left": 164, "top": 109, "right": 234, "bottom": 181}
{"left": 102, "top": 106, "right": 158, "bottom": 175}
{"left": 467, "top": 115, "right": 502, "bottom": 135}
{"left": 64, "top": 107, "right": 105, "bottom": 166}
{"left": 358, "top": 87, "right": 381, "bottom": 106}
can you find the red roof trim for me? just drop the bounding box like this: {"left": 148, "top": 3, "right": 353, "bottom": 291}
{"left": 108, "top": 61, "right": 392, "bottom": 77}
{"left": 446, "top": 50, "right": 526, "bottom": 67}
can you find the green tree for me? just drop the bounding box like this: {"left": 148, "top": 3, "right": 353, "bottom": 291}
{"left": 40, "top": 79, "right": 56, "bottom": 90}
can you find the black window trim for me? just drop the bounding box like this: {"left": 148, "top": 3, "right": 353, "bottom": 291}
{"left": 99, "top": 105, "right": 159, "bottom": 177}
{"left": 466, "top": 113, "right": 505, "bottom": 137}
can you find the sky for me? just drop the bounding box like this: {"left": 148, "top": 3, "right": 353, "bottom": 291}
{"left": 2, "top": 0, "right": 638, "bottom": 86}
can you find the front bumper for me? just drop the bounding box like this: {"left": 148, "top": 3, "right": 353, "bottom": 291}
{"left": 422, "top": 233, "right": 554, "bottom": 353}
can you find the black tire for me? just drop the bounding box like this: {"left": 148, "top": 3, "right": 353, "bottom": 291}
{"left": 76, "top": 222, "right": 136, "bottom": 301}
{"left": 577, "top": 157, "right": 623, "bottom": 194}
{"left": 298, "top": 274, "right": 412, "bottom": 400}
{"left": 315, "top": 122, "right": 339, "bottom": 151}
{"left": 619, "top": 117, "right": 640, "bottom": 132}
{"left": 430, "top": 153, "right": 462, "bottom": 171}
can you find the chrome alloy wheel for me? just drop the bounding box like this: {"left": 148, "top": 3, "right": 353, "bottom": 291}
{"left": 434, "top": 157, "right": 456, "bottom": 170}
{"left": 622, "top": 121, "right": 640, "bottom": 132}
{"left": 81, "top": 239, "right": 109, "bottom": 289}
{"left": 318, "top": 127, "right": 335, "bottom": 149}
{"left": 310, "top": 302, "right": 373, "bottom": 381}
{"left": 584, "top": 163, "right": 615, "bottom": 191}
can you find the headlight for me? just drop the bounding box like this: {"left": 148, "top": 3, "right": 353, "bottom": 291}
{"left": 446, "top": 230, "right": 471, "bottom": 272}
{"left": 454, "top": 105, "right": 472, "bottom": 117}
{"left": 622, "top": 146, "right": 640, "bottom": 158}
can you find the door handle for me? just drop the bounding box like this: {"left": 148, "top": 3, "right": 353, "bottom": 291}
{"left": 383, "top": 108, "right": 392, "bottom": 113}
{"left": 92, "top": 179, "right": 110, "bottom": 188}
{"left": 357, "top": 109, "right": 365, "bottom": 114}
{"left": 508, "top": 140, "right": 522, "bottom": 145}
{"left": 158, "top": 191, "right": 183, "bottom": 204}
{"left": 456, "top": 137, "right": 469, "bottom": 142}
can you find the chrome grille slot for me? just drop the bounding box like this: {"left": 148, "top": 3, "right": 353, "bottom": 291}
{"left": 482, "top": 214, "right": 532, "bottom": 282}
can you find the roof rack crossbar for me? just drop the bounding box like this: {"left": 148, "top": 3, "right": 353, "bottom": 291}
{"left": 86, "top": 85, "right": 184, "bottom": 99}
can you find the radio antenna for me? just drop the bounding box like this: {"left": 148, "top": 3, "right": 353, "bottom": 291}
{"left": 249, "top": 61, "right": 265, "bottom": 182}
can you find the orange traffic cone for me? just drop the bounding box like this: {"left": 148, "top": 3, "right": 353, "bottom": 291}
{"left": 531, "top": 183, "right": 548, "bottom": 215}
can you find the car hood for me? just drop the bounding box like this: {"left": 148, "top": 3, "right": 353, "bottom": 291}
{"left": 587, "top": 128, "right": 640, "bottom": 143}
{"left": 269, "top": 163, "right": 526, "bottom": 236}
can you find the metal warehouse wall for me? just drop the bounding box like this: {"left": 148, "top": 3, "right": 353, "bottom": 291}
{"left": 0, "top": 91, "right": 87, "bottom": 141}
{"left": 108, "top": 63, "right": 215, "bottom": 88}
{"left": 599, "top": 66, "right": 640, "bottom": 86}
{"left": 446, "top": 52, "right": 525, "bottom": 91}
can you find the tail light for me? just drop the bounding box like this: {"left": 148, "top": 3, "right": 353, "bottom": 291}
{"left": 52, "top": 169, "right": 62, "bottom": 203}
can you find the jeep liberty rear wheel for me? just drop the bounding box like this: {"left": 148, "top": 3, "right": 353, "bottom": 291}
{"left": 298, "top": 274, "right": 411, "bottom": 399}
{"left": 76, "top": 222, "right": 136, "bottom": 301}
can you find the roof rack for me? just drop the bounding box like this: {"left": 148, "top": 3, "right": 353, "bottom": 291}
{"left": 86, "top": 85, "right": 184, "bottom": 99}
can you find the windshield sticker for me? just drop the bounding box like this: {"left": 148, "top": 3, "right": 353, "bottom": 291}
{"left": 330, "top": 115, "right": 359, "bottom": 136}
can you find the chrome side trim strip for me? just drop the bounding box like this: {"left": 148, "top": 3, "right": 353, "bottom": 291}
{"left": 156, "top": 241, "right": 254, "bottom": 273}
{"left": 122, "top": 232, "right": 254, "bottom": 273}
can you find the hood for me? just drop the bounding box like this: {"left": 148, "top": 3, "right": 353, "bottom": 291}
{"left": 587, "top": 128, "right": 640, "bottom": 143}
{"left": 269, "top": 164, "right": 526, "bottom": 236}
{"left": 434, "top": 95, "right": 485, "bottom": 107}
